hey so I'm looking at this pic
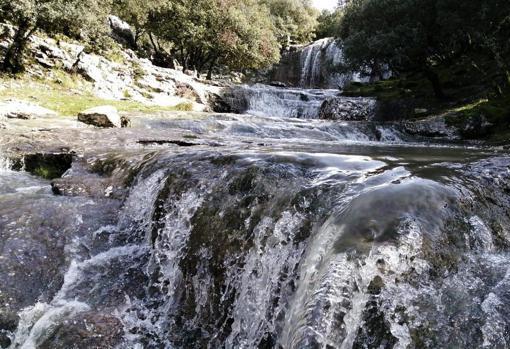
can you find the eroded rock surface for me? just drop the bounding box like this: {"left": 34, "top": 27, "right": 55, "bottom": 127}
{"left": 319, "top": 97, "right": 377, "bottom": 121}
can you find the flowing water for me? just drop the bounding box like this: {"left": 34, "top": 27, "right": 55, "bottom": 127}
{"left": 222, "top": 84, "right": 343, "bottom": 119}
{"left": 1, "top": 86, "right": 510, "bottom": 349}
{"left": 299, "top": 38, "right": 356, "bottom": 89}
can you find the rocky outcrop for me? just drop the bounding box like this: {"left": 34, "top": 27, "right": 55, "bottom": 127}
{"left": 0, "top": 23, "right": 222, "bottom": 112}
{"left": 457, "top": 114, "right": 494, "bottom": 139}
{"left": 402, "top": 115, "right": 460, "bottom": 139}
{"left": 0, "top": 99, "right": 57, "bottom": 120}
{"left": 10, "top": 152, "right": 74, "bottom": 179}
{"left": 319, "top": 97, "right": 377, "bottom": 121}
{"left": 78, "top": 106, "right": 129, "bottom": 128}
{"left": 108, "top": 15, "right": 136, "bottom": 48}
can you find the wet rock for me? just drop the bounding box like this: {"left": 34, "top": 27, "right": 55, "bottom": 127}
{"left": 372, "top": 98, "right": 418, "bottom": 121}
{"left": 459, "top": 114, "right": 493, "bottom": 139}
{"left": 11, "top": 153, "right": 73, "bottom": 179}
{"left": 0, "top": 100, "right": 57, "bottom": 120}
{"left": 367, "top": 275, "right": 385, "bottom": 295}
{"left": 269, "top": 81, "right": 287, "bottom": 88}
{"left": 0, "top": 312, "right": 18, "bottom": 348}
{"left": 51, "top": 176, "right": 124, "bottom": 198}
{"left": 402, "top": 115, "right": 460, "bottom": 139}
{"left": 137, "top": 139, "right": 199, "bottom": 147}
{"left": 39, "top": 312, "right": 124, "bottom": 349}
{"left": 319, "top": 97, "right": 377, "bottom": 121}
{"left": 353, "top": 278, "right": 397, "bottom": 349}
{"left": 207, "top": 92, "right": 233, "bottom": 113}
{"left": 78, "top": 106, "right": 127, "bottom": 128}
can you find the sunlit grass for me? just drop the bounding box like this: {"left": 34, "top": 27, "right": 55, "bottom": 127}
{"left": 0, "top": 73, "right": 193, "bottom": 116}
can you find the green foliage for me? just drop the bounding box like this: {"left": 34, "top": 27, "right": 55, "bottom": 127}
{"left": 111, "top": 0, "right": 165, "bottom": 47}
{"left": 0, "top": 0, "right": 112, "bottom": 72}
{"left": 173, "top": 102, "right": 194, "bottom": 112}
{"left": 315, "top": 9, "right": 342, "bottom": 39}
{"left": 261, "top": 0, "right": 319, "bottom": 47}
{"left": 148, "top": 0, "right": 280, "bottom": 75}
{"left": 338, "top": 0, "right": 510, "bottom": 98}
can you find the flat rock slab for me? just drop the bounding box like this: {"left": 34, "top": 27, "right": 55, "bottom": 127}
{"left": 0, "top": 100, "right": 57, "bottom": 120}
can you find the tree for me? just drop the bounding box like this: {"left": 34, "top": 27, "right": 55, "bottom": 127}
{"left": 315, "top": 9, "right": 343, "bottom": 39}
{"left": 148, "top": 0, "right": 280, "bottom": 78}
{"left": 261, "top": 0, "right": 319, "bottom": 48}
{"left": 338, "top": 0, "right": 510, "bottom": 98}
{"left": 339, "top": 0, "right": 452, "bottom": 98}
{"left": 0, "top": 0, "right": 112, "bottom": 73}
{"left": 436, "top": 0, "right": 510, "bottom": 93}
{"left": 111, "top": 0, "right": 165, "bottom": 48}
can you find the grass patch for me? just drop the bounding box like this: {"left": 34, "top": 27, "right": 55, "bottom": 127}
{"left": 457, "top": 94, "right": 510, "bottom": 125}
{"left": 341, "top": 56, "right": 510, "bottom": 141}
{"left": 104, "top": 47, "right": 127, "bottom": 65}
{"left": 0, "top": 76, "right": 195, "bottom": 116}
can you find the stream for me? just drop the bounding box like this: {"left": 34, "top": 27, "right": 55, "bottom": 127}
{"left": 1, "top": 83, "right": 510, "bottom": 349}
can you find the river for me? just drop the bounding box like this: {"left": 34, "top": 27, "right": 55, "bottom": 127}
{"left": 1, "top": 83, "right": 509, "bottom": 349}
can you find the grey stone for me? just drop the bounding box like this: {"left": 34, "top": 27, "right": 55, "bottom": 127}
{"left": 78, "top": 106, "right": 126, "bottom": 128}
{"left": 0, "top": 100, "right": 57, "bottom": 120}
{"left": 319, "top": 97, "right": 377, "bottom": 121}
{"left": 108, "top": 15, "right": 136, "bottom": 48}
{"left": 402, "top": 115, "right": 459, "bottom": 139}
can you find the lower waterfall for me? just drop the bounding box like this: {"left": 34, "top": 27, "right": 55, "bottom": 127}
{"left": 2, "top": 145, "right": 510, "bottom": 348}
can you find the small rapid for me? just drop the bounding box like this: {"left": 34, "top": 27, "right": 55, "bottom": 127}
{"left": 221, "top": 84, "right": 342, "bottom": 119}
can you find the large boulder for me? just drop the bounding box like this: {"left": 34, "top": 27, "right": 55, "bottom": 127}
{"left": 77, "top": 106, "right": 129, "bottom": 128}
{"left": 0, "top": 100, "right": 57, "bottom": 120}
{"left": 319, "top": 97, "right": 377, "bottom": 121}
{"left": 402, "top": 115, "right": 460, "bottom": 139}
{"left": 108, "top": 15, "right": 136, "bottom": 48}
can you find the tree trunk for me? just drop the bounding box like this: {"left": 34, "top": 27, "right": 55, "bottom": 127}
{"left": 207, "top": 56, "right": 218, "bottom": 80}
{"left": 148, "top": 32, "right": 159, "bottom": 54}
{"left": 424, "top": 67, "right": 445, "bottom": 99}
{"left": 2, "top": 21, "right": 34, "bottom": 73}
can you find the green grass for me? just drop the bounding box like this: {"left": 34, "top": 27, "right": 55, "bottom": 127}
{"left": 341, "top": 57, "right": 510, "bottom": 141}
{"left": 0, "top": 75, "right": 194, "bottom": 116}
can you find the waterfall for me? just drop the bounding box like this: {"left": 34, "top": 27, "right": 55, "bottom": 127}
{"left": 272, "top": 38, "right": 387, "bottom": 89}
{"left": 4, "top": 148, "right": 510, "bottom": 348}
{"left": 270, "top": 38, "right": 365, "bottom": 89}
{"left": 299, "top": 38, "right": 353, "bottom": 89}
{"left": 219, "top": 83, "right": 380, "bottom": 121}
{"left": 0, "top": 157, "right": 11, "bottom": 171}
{"left": 224, "top": 84, "right": 341, "bottom": 118}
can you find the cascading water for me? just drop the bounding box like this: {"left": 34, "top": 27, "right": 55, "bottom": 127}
{"left": 299, "top": 38, "right": 356, "bottom": 89}
{"left": 270, "top": 38, "right": 367, "bottom": 90}
{"left": 2, "top": 139, "right": 510, "bottom": 348}
{"left": 221, "top": 39, "right": 379, "bottom": 120}
{"left": 222, "top": 84, "right": 342, "bottom": 119}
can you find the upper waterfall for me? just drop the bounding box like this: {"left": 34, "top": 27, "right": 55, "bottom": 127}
{"left": 271, "top": 38, "right": 365, "bottom": 89}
